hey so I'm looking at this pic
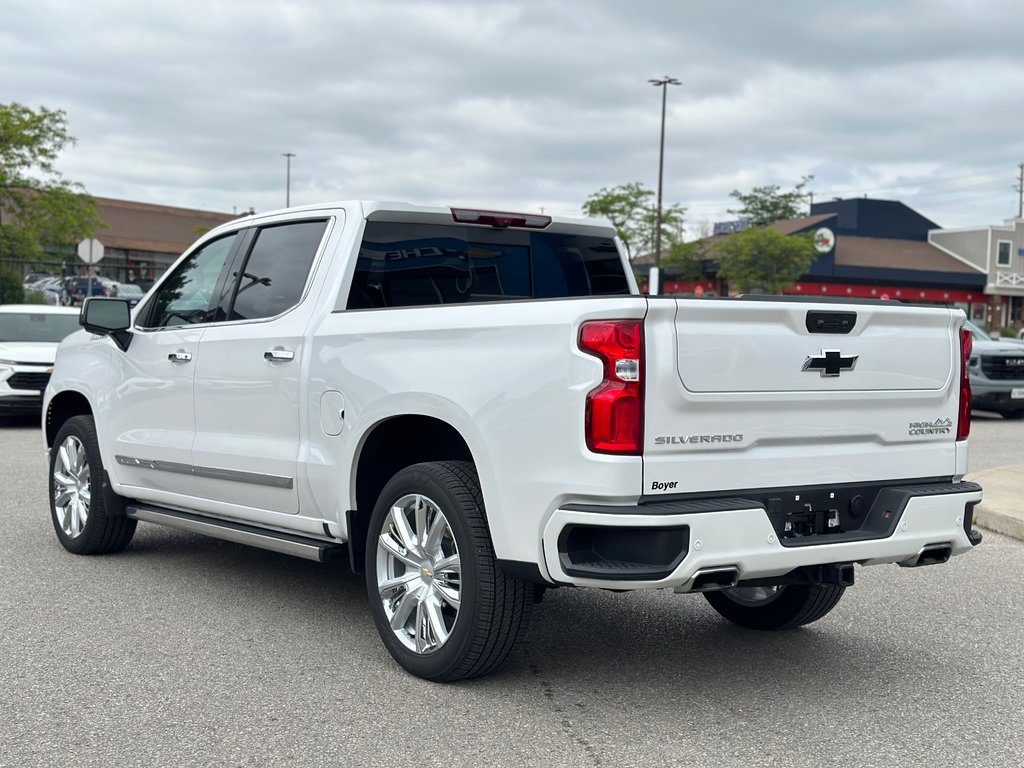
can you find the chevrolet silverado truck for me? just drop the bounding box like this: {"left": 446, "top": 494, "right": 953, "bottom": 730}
{"left": 43, "top": 202, "right": 983, "bottom": 681}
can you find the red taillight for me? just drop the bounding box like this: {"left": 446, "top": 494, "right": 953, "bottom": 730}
{"left": 957, "top": 327, "right": 972, "bottom": 441}
{"left": 450, "top": 208, "right": 551, "bottom": 229}
{"left": 579, "top": 320, "right": 644, "bottom": 455}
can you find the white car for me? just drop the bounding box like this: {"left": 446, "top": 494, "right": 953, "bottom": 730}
{"left": 0, "top": 305, "right": 81, "bottom": 415}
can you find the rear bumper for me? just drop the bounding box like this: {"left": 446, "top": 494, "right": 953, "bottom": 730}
{"left": 541, "top": 481, "right": 983, "bottom": 590}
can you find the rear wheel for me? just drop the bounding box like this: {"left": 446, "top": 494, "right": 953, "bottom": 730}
{"left": 365, "top": 461, "right": 532, "bottom": 681}
{"left": 49, "top": 415, "right": 136, "bottom": 555}
{"left": 704, "top": 583, "right": 845, "bottom": 630}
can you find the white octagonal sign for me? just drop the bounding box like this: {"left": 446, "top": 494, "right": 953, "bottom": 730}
{"left": 77, "top": 238, "right": 105, "bottom": 264}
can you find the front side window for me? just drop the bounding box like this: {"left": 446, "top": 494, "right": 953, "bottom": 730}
{"left": 227, "top": 220, "right": 328, "bottom": 321}
{"left": 347, "top": 222, "right": 628, "bottom": 309}
{"left": 141, "top": 233, "right": 239, "bottom": 329}
{"left": 997, "top": 240, "right": 1012, "bottom": 267}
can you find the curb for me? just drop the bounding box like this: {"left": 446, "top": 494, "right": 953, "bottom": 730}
{"left": 974, "top": 505, "right": 1024, "bottom": 541}
{"left": 965, "top": 464, "right": 1024, "bottom": 543}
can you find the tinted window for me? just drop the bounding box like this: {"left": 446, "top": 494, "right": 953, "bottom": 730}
{"left": 0, "top": 313, "right": 80, "bottom": 343}
{"left": 228, "top": 220, "right": 327, "bottom": 321}
{"left": 142, "top": 233, "right": 238, "bottom": 328}
{"left": 348, "top": 222, "right": 628, "bottom": 309}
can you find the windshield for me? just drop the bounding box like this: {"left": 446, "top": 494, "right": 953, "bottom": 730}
{"left": 0, "top": 312, "right": 81, "bottom": 343}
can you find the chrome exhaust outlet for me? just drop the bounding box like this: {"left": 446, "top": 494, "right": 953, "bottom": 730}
{"left": 899, "top": 544, "right": 953, "bottom": 568}
{"left": 689, "top": 566, "right": 740, "bottom": 592}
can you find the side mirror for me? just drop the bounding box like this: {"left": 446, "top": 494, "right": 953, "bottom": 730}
{"left": 81, "top": 297, "right": 133, "bottom": 351}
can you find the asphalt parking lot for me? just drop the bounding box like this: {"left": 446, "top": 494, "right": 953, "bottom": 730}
{"left": 2, "top": 416, "right": 1022, "bottom": 767}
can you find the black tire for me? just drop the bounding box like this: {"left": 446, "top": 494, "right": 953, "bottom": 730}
{"left": 365, "top": 461, "right": 532, "bottom": 682}
{"left": 704, "top": 583, "right": 845, "bottom": 631}
{"left": 49, "top": 415, "right": 136, "bottom": 555}
{"left": 1000, "top": 410, "right": 1024, "bottom": 420}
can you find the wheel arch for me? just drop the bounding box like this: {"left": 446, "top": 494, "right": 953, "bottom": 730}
{"left": 354, "top": 414, "right": 475, "bottom": 516}
{"left": 349, "top": 414, "right": 476, "bottom": 569}
{"left": 45, "top": 390, "right": 94, "bottom": 449}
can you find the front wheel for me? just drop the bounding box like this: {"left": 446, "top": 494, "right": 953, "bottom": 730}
{"left": 365, "top": 461, "right": 532, "bottom": 681}
{"left": 49, "top": 415, "right": 136, "bottom": 555}
{"left": 704, "top": 583, "right": 845, "bottom": 630}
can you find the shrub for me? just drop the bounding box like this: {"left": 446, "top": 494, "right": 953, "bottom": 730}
{"left": 0, "top": 268, "right": 25, "bottom": 304}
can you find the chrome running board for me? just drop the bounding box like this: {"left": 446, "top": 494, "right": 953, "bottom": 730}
{"left": 126, "top": 504, "right": 343, "bottom": 563}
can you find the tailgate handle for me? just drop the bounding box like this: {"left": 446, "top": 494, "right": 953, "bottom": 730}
{"left": 806, "top": 310, "right": 856, "bottom": 334}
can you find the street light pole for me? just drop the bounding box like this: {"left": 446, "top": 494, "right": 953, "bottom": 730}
{"left": 282, "top": 152, "right": 296, "bottom": 207}
{"left": 648, "top": 76, "right": 681, "bottom": 294}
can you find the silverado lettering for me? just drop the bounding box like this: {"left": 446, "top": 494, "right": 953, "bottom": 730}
{"left": 655, "top": 434, "right": 744, "bottom": 444}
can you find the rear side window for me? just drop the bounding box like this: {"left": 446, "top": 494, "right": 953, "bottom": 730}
{"left": 347, "top": 222, "right": 628, "bottom": 309}
{"left": 228, "top": 220, "right": 328, "bottom": 321}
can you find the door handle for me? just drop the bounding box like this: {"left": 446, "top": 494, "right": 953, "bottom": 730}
{"left": 168, "top": 351, "right": 193, "bottom": 363}
{"left": 264, "top": 349, "right": 295, "bottom": 362}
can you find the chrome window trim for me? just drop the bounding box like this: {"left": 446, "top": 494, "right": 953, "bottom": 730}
{"left": 132, "top": 213, "right": 339, "bottom": 334}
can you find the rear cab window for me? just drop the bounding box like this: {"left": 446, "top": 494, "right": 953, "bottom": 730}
{"left": 226, "top": 220, "right": 329, "bottom": 321}
{"left": 347, "top": 222, "right": 629, "bottom": 309}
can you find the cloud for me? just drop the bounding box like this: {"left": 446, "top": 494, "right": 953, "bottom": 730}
{"left": 2, "top": 0, "right": 1022, "bottom": 227}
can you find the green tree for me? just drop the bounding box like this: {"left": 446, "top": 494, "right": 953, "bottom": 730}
{"left": 662, "top": 238, "right": 710, "bottom": 281}
{"left": 582, "top": 182, "right": 685, "bottom": 261}
{"left": 0, "top": 102, "right": 101, "bottom": 264}
{"left": 715, "top": 227, "right": 816, "bottom": 295}
{"left": 728, "top": 175, "right": 813, "bottom": 227}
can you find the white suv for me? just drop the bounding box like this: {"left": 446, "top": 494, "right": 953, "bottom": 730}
{"left": 0, "top": 305, "right": 81, "bottom": 415}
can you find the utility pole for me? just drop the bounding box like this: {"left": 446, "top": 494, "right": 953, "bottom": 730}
{"left": 283, "top": 152, "right": 296, "bottom": 208}
{"left": 1017, "top": 161, "right": 1023, "bottom": 219}
{"left": 648, "top": 76, "right": 681, "bottom": 295}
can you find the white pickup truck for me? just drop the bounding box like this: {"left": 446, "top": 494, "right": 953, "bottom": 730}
{"left": 44, "top": 201, "right": 983, "bottom": 681}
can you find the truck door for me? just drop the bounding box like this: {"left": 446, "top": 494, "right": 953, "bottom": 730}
{"left": 109, "top": 231, "right": 243, "bottom": 497}
{"left": 191, "top": 218, "right": 331, "bottom": 516}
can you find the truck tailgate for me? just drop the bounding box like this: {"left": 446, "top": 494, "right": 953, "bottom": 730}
{"left": 642, "top": 298, "right": 964, "bottom": 495}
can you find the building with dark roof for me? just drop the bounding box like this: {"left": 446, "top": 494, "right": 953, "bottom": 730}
{"left": 662, "top": 198, "right": 990, "bottom": 321}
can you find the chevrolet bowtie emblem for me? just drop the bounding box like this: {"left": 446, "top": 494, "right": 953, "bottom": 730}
{"left": 802, "top": 349, "right": 858, "bottom": 377}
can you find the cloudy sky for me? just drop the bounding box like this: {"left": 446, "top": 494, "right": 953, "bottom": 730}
{"left": 3, "top": 0, "right": 1023, "bottom": 233}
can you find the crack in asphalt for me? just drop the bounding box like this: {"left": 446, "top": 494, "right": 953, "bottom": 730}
{"left": 524, "top": 648, "right": 602, "bottom": 767}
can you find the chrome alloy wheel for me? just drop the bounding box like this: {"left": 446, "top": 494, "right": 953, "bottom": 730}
{"left": 52, "top": 435, "right": 91, "bottom": 539}
{"left": 375, "top": 494, "right": 462, "bottom": 655}
{"left": 722, "top": 585, "right": 784, "bottom": 607}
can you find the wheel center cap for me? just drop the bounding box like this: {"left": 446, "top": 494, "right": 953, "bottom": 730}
{"left": 421, "top": 567, "right": 433, "bottom": 581}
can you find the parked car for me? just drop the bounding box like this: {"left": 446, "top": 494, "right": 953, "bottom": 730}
{"left": 23, "top": 278, "right": 63, "bottom": 306}
{"left": 23, "top": 271, "right": 53, "bottom": 285}
{"left": 964, "top": 320, "right": 1024, "bottom": 419}
{"left": 114, "top": 283, "right": 145, "bottom": 307}
{"left": 0, "top": 305, "right": 81, "bottom": 415}
{"left": 62, "top": 276, "right": 109, "bottom": 305}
